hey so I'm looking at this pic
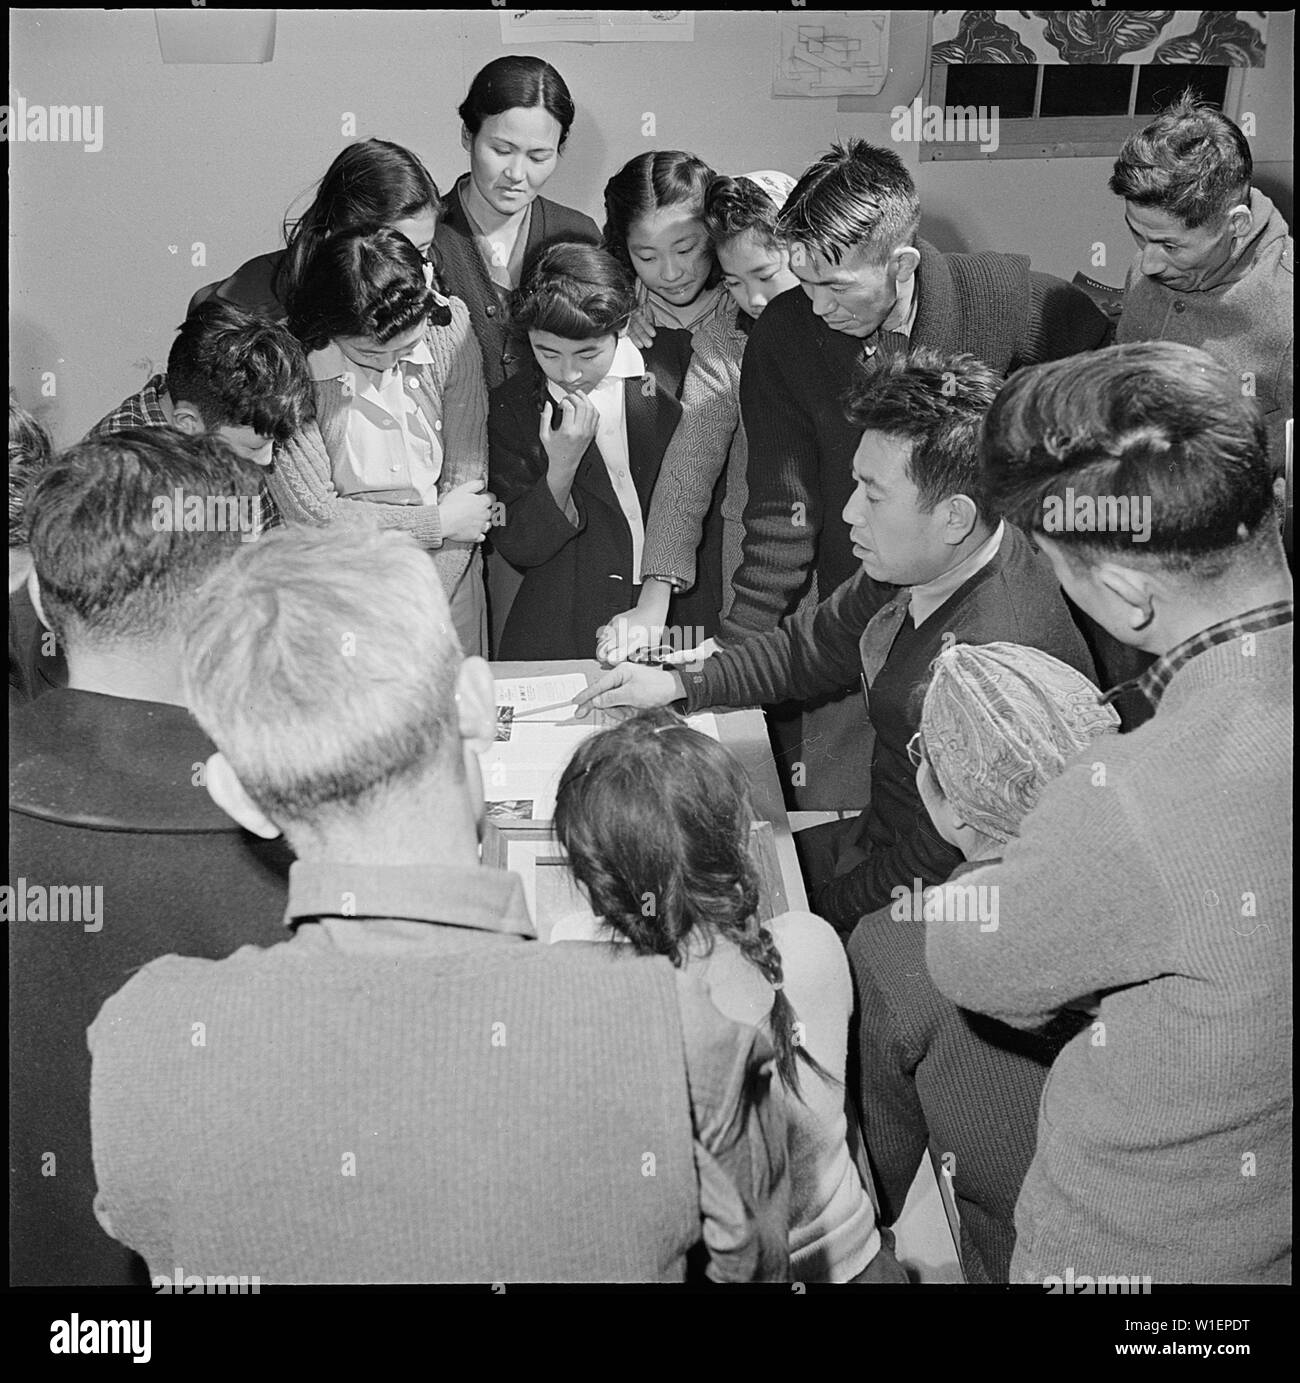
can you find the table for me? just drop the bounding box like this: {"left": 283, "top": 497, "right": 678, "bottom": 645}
{"left": 492, "top": 660, "right": 809, "bottom": 913}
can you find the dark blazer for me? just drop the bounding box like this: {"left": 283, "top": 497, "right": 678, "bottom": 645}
{"left": 489, "top": 368, "right": 682, "bottom": 660}
{"left": 9, "top": 690, "right": 292, "bottom": 1285}
{"left": 436, "top": 177, "right": 601, "bottom": 394}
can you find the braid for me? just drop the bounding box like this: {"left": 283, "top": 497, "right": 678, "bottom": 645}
{"left": 728, "top": 915, "right": 837, "bottom": 1102}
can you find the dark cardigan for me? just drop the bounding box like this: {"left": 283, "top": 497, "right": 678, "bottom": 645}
{"left": 488, "top": 365, "right": 682, "bottom": 661}
{"left": 435, "top": 176, "right": 601, "bottom": 394}
{"left": 725, "top": 241, "right": 1111, "bottom": 640}
{"left": 682, "top": 523, "right": 1096, "bottom": 924}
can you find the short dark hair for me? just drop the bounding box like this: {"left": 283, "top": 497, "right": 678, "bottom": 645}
{"left": 26, "top": 428, "right": 265, "bottom": 648}
{"left": 602, "top": 150, "right": 719, "bottom": 283}
{"left": 9, "top": 398, "right": 54, "bottom": 548}
{"left": 701, "top": 174, "right": 784, "bottom": 252}
{"left": 1108, "top": 93, "right": 1252, "bottom": 228}
{"left": 844, "top": 347, "right": 1003, "bottom": 524}
{"left": 458, "top": 55, "right": 577, "bottom": 150}
{"left": 278, "top": 139, "right": 442, "bottom": 310}
{"left": 288, "top": 226, "right": 442, "bottom": 353}
{"left": 777, "top": 139, "right": 920, "bottom": 266}
{"left": 510, "top": 241, "right": 636, "bottom": 342}
{"left": 981, "top": 342, "right": 1276, "bottom": 574}
{"left": 167, "top": 300, "right": 315, "bottom": 443}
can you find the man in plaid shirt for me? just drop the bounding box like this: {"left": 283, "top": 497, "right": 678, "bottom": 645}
{"left": 89, "top": 299, "right": 315, "bottom": 533}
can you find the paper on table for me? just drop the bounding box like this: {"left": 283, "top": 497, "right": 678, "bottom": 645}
{"left": 494, "top": 673, "right": 588, "bottom": 721}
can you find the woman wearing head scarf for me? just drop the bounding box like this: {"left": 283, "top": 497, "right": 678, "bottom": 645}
{"left": 847, "top": 641, "right": 1119, "bottom": 1284}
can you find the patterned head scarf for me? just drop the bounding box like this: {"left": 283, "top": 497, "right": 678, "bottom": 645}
{"left": 920, "top": 642, "right": 1120, "bottom": 844}
{"left": 739, "top": 169, "right": 797, "bottom": 212}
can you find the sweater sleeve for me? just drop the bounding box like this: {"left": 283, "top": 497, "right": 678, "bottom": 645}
{"left": 488, "top": 390, "right": 588, "bottom": 568}
{"left": 674, "top": 970, "right": 791, "bottom": 1283}
{"left": 925, "top": 757, "right": 1169, "bottom": 1030}
{"left": 813, "top": 816, "right": 965, "bottom": 933}
{"left": 682, "top": 572, "right": 887, "bottom": 712}
{"left": 436, "top": 299, "right": 489, "bottom": 494}
{"left": 1019, "top": 271, "right": 1112, "bottom": 366}
{"left": 724, "top": 310, "right": 822, "bottom": 635}
{"left": 641, "top": 331, "right": 741, "bottom": 590}
{"left": 269, "top": 419, "right": 445, "bottom": 548}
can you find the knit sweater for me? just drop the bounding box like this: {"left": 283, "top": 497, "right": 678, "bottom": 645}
{"left": 682, "top": 524, "right": 1095, "bottom": 924}
{"left": 926, "top": 624, "right": 1293, "bottom": 1284}
{"left": 848, "top": 885, "right": 1082, "bottom": 1283}
{"left": 89, "top": 927, "right": 790, "bottom": 1283}
{"left": 435, "top": 176, "right": 601, "bottom": 394}
{"left": 269, "top": 297, "right": 487, "bottom": 595}
{"left": 727, "top": 241, "right": 1110, "bottom": 636}
{"left": 1117, "top": 189, "right": 1293, "bottom": 471}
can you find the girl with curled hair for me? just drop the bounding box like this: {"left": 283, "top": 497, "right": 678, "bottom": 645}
{"left": 487, "top": 243, "right": 683, "bottom": 660}
{"left": 274, "top": 226, "right": 492, "bottom": 655}
{"left": 553, "top": 707, "right": 902, "bottom": 1284}
{"left": 191, "top": 138, "right": 444, "bottom": 324}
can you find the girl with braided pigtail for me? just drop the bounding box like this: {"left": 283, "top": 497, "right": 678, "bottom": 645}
{"left": 553, "top": 707, "right": 907, "bottom": 1284}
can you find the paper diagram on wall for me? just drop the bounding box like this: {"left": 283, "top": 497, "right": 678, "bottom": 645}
{"left": 773, "top": 11, "right": 890, "bottom": 97}
{"left": 501, "top": 10, "right": 695, "bottom": 44}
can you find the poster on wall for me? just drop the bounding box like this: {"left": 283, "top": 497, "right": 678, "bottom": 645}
{"left": 500, "top": 10, "right": 695, "bottom": 45}
{"left": 773, "top": 11, "right": 890, "bottom": 98}
{"left": 930, "top": 11, "right": 1267, "bottom": 66}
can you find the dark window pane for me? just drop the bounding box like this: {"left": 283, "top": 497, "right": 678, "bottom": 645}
{"left": 941, "top": 62, "right": 1038, "bottom": 120}
{"left": 1040, "top": 64, "right": 1133, "bottom": 117}
{"left": 1135, "top": 64, "right": 1228, "bottom": 115}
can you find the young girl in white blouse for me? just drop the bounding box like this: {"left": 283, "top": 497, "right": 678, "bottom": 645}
{"left": 276, "top": 226, "right": 493, "bottom": 655}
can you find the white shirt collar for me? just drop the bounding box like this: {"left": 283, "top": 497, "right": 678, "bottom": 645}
{"left": 308, "top": 335, "right": 435, "bottom": 384}
{"left": 544, "top": 336, "right": 645, "bottom": 404}
{"left": 909, "top": 521, "right": 1005, "bottom": 627}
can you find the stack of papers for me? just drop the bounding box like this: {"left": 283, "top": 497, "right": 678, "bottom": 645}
{"left": 484, "top": 676, "right": 718, "bottom": 821}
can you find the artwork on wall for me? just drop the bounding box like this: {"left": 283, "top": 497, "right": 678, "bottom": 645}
{"left": 930, "top": 10, "right": 1267, "bottom": 67}
{"left": 773, "top": 11, "right": 890, "bottom": 98}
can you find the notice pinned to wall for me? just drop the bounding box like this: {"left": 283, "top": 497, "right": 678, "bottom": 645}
{"left": 500, "top": 10, "right": 695, "bottom": 45}
{"left": 773, "top": 11, "right": 890, "bottom": 98}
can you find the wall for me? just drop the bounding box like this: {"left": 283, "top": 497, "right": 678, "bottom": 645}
{"left": 9, "top": 8, "right": 1293, "bottom": 446}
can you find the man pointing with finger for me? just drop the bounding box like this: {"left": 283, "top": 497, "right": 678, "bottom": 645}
{"left": 577, "top": 348, "right": 1095, "bottom": 933}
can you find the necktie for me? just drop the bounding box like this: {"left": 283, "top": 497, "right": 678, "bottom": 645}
{"left": 858, "top": 586, "right": 913, "bottom": 706}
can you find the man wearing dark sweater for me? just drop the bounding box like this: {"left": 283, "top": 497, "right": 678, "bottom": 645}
{"left": 9, "top": 430, "right": 291, "bottom": 1286}
{"left": 577, "top": 349, "right": 1095, "bottom": 931}
{"left": 89, "top": 526, "right": 789, "bottom": 1284}
{"left": 721, "top": 140, "right": 1109, "bottom": 807}
{"left": 928, "top": 343, "right": 1292, "bottom": 1284}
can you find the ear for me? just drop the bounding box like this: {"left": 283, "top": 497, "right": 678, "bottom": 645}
{"left": 1094, "top": 561, "right": 1157, "bottom": 632}
{"left": 893, "top": 246, "right": 920, "bottom": 285}
{"left": 941, "top": 493, "right": 980, "bottom": 545}
{"left": 455, "top": 655, "right": 497, "bottom": 756}
{"left": 1227, "top": 202, "right": 1253, "bottom": 239}
{"left": 169, "top": 400, "right": 206, "bottom": 436}
{"left": 26, "top": 567, "right": 50, "bottom": 631}
{"left": 460, "top": 124, "right": 473, "bottom": 156}
{"left": 204, "top": 752, "right": 282, "bottom": 839}
{"left": 9, "top": 547, "right": 34, "bottom": 598}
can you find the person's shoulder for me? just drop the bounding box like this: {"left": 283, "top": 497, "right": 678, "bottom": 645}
{"left": 539, "top": 196, "right": 601, "bottom": 243}
{"left": 768, "top": 910, "right": 851, "bottom": 1000}
{"left": 90, "top": 945, "right": 288, "bottom": 1045}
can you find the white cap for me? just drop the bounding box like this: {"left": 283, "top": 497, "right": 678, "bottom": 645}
{"left": 739, "top": 169, "right": 797, "bottom": 212}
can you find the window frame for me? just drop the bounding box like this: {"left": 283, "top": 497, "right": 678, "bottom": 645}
{"left": 919, "top": 61, "right": 1247, "bottom": 162}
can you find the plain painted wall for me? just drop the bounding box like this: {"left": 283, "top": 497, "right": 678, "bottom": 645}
{"left": 9, "top": 8, "right": 1294, "bottom": 446}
